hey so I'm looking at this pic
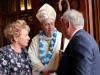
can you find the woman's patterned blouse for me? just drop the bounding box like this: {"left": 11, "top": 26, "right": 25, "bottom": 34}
{"left": 0, "top": 45, "right": 32, "bottom": 75}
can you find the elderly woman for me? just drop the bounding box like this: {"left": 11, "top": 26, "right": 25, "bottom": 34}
{"left": 0, "top": 20, "right": 33, "bottom": 75}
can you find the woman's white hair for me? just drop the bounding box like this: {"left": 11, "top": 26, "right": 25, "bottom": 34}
{"left": 62, "top": 9, "right": 84, "bottom": 26}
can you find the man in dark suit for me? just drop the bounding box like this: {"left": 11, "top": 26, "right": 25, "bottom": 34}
{"left": 56, "top": 9, "right": 100, "bottom": 75}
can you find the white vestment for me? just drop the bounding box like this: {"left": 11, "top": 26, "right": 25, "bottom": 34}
{"left": 28, "top": 31, "right": 69, "bottom": 75}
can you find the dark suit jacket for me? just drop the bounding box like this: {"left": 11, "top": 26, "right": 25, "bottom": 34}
{"left": 56, "top": 29, "right": 100, "bottom": 75}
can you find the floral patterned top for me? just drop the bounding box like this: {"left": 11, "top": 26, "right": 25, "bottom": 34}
{"left": 0, "top": 45, "right": 32, "bottom": 75}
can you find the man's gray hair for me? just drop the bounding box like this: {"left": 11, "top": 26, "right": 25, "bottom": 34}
{"left": 62, "top": 9, "right": 84, "bottom": 26}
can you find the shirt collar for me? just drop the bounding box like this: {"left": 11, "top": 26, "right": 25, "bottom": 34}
{"left": 70, "top": 28, "right": 83, "bottom": 41}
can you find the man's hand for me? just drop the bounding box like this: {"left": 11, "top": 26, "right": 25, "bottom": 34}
{"left": 42, "top": 67, "right": 55, "bottom": 75}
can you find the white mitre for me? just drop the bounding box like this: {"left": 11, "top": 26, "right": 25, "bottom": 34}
{"left": 36, "top": 3, "right": 56, "bottom": 22}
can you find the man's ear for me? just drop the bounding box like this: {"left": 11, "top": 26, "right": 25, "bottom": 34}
{"left": 66, "top": 21, "right": 70, "bottom": 28}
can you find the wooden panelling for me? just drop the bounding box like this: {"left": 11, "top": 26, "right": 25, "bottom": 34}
{"left": 93, "top": 0, "right": 100, "bottom": 47}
